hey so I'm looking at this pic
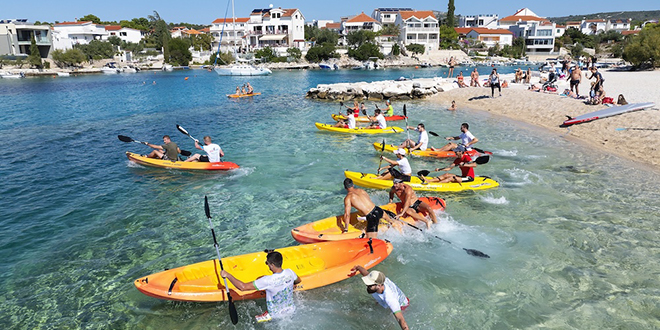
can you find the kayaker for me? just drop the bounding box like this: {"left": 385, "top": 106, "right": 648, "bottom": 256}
{"left": 343, "top": 178, "right": 398, "bottom": 237}
{"left": 399, "top": 123, "right": 429, "bottom": 152}
{"left": 383, "top": 99, "right": 394, "bottom": 117}
{"left": 348, "top": 266, "right": 410, "bottom": 330}
{"left": 419, "top": 147, "right": 476, "bottom": 184}
{"left": 366, "top": 109, "right": 387, "bottom": 129}
{"left": 221, "top": 250, "right": 301, "bottom": 322}
{"left": 376, "top": 149, "right": 412, "bottom": 182}
{"left": 436, "top": 122, "right": 478, "bottom": 152}
{"left": 184, "top": 136, "right": 223, "bottom": 162}
{"left": 389, "top": 179, "right": 437, "bottom": 228}
{"left": 145, "top": 135, "right": 181, "bottom": 160}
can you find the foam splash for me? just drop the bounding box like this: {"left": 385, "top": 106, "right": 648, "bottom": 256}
{"left": 226, "top": 166, "right": 254, "bottom": 180}
{"left": 481, "top": 194, "right": 509, "bottom": 205}
{"left": 502, "top": 167, "right": 542, "bottom": 186}
{"left": 494, "top": 149, "right": 518, "bottom": 157}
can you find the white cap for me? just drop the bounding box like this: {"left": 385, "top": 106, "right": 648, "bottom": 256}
{"left": 393, "top": 148, "right": 406, "bottom": 155}
{"left": 361, "top": 270, "right": 386, "bottom": 286}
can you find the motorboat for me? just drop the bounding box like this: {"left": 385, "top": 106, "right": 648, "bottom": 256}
{"left": 1, "top": 72, "right": 25, "bottom": 79}
{"left": 319, "top": 63, "right": 338, "bottom": 70}
{"left": 102, "top": 62, "right": 121, "bottom": 74}
{"left": 162, "top": 64, "right": 173, "bottom": 71}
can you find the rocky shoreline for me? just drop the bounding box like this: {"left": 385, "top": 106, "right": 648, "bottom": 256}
{"left": 306, "top": 77, "right": 457, "bottom": 101}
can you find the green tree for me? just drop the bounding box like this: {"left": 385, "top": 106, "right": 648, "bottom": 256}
{"left": 191, "top": 34, "right": 213, "bottom": 51}
{"left": 439, "top": 25, "right": 459, "bottom": 49}
{"left": 149, "top": 11, "right": 171, "bottom": 62}
{"left": 379, "top": 24, "right": 400, "bottom": 37}
{"left": 75, "top": 40, "right": 114, "bottom": 60}
{"left": 27, "top": 35, "right": 42, "bottom": 68}
{"left": 209, "top": 51, "right": 234, "bottom": 65}
{"left": 623, "top": 23, "right": 660, "bottom": 67}
{"left": 79, "top": 14, "right": 101, "bottom": 24}
{"left": 168, "top": 38, "right": 192, "bottom": 66}
{"left": 348, "top": 42, "right": 383, "bottom": 61}
{"left": 316, "top": 29, "right": 339, "bottom": 45}
{"left": 51, "top": 49, "right": 86, "bottom": 67}
{"left": 287, "top": 47, "right": 302, "bottom": 60}
{"left": 406, "top": 43, "right": 425, "bottom": 55}
{"left": 107, "top": 36, "right": 122, "bottom": 46}
{"left": 305, "top": 43, "right": 337, "bottom": 62}
{"left": 255, "top": 46, "right": 278, "bottom": 62}
{"left": 347, "top": 30, "right": 377, "bottom": 47}
{"left": 391, "top": 44, "right": 400, "bottom": 56}
{"left": 446, "top": 0, "right": 456, "bottom": 27}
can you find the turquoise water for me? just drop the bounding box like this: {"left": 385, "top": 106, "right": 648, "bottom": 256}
{"left": 1, "top": 66, "right": 659, "bottom": 329}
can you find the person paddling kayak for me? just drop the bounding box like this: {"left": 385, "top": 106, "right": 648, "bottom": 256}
{"left": 419, "top": 147, "right": 476, "bottom": 184}
{"left": 144, "top": 135, "right": 181, "bottom": 160}
{"left": 376, "top": 149, "right": 412, "bottom": 182}
{"left": 184, "top": 136, "right": 223, "bottom": 162}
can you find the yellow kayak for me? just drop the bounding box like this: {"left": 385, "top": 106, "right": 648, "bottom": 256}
{"left": 227, "top": 92, "right": 261, "bottom": 98}
{"left": 134, "top": 238, "right": 393, "bottom": 302}
{"left": 344, "top": 170, "right": 499, "bottom": 192}
{"left": 126, "top": 152, "right": 240, "bottom": 171}
{"left": 315, "top": 123, "right": 404, "bottom": 134}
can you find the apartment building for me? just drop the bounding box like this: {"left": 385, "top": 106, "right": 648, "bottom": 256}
{"left": 51, "top": 21, "right": 106, "bottom": 50}
{"left": 458, "top": 14, "right": 499, "bottom": 29}
{"left": 370, "top": 8, "right": 413, "bottom": 26}
{"left": 499, "top": 8, "right": 557, "bottom": 54}
{"left": 395, "top": 11, "right": 439, "bottom": 54}
{"left": 246, "top": 7, "right": 306, "bottom": 50}
{"left": 0, "top": 18, "right": 51, "bottom": 57}
{"left": 210, "top": 18, "right": 250, "bottom": 52}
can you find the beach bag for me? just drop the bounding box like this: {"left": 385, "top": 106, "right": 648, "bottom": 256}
{"left": 602, "top": 97, "right": 614, "bottom": 104}
{"left": 546, "top": 86, "right": 557, "bottom": 92}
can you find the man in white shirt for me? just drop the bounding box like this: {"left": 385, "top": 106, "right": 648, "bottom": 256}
{"left": 349, "top": 266, "right": 410, "bottom": 330}
{"left": 376, "top": 149, "right": 412, "bottom": 182}
{"left": 184, "top": 136, "right": 224, "bottom": 162}
{"left": 221, "top": 250, "right": 301, "bottom": 322}
{"left": 399, "top": 123, "right": 429, "bottom": 151}
{"left": 367, "top": 109, "right": 387, "bottom": 129}
{"left": 437, "top": 123, "right": 479, "bottom": 152}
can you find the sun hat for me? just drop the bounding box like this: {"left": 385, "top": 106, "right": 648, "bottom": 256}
{"left": 361, "top": 270, "right": 386, "bottom": 286}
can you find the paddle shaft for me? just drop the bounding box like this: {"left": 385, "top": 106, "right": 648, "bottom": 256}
{"left": 204, "top": 196, "right": 239, "bottom": 324}
{"left": 403, "top": 105, "right": 410, "bottom": 141}
{"left": 119, "top": 135, "right": 191, "bottom": 157}
{"left": 377, "top": 139, "right": 385, "bottom": 173}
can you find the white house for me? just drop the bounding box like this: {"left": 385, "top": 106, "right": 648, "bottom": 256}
{"left": 103, "top": 25, "right": 144, "bottom": 44}
{"left": 371, "top": 8, "right": 413, "bottom": 26}
{"left": 459, "top": 14, "right": 499, "bottom": 29}
{"left": 395, "top": 11, "right": 438, "bottom": 54}
{"left": 246, "top": 7, "right": 306, "bottom": 51}
{"left": 0, "top": 18, "right": 51, "bottom": 57}
{"left": 465, "top": 28, "right": 513, "bottom": 48}
{"left": 342, "top": 12, "right": 382, "bottom": 36}
{"left": 52, "top": 21, "right": 107, "bottom": 50}
{"left": 580, "top": 19, "right": 607, "bottom": 35}
{"left": 500, "top": 8, "right": 557, "bottom": 54}
{"left": 210, "top": 17, "right": 250, "bottom": 52}
{"left": 606, "top": 19, "right": 631, "bottom": 33}
{"left": 555, "top": 25, "right": 566, "bottom": 37}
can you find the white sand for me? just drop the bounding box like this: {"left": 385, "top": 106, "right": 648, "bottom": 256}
{"left": 427, "top": 69, "right": 660, "bottom": 170}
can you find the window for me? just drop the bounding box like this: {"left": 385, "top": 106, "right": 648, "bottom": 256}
{"left": 407, "top": 35, "right": 414, "bottom": 40}
{"left": 536, "top": 29, "right": 552, "bottom": 36}
{"left": 120, "top": 32, "right": 127, "bottom": 36}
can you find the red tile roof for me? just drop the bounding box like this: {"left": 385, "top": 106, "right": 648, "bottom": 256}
{"left": 212, "top": 17, "right": 250, "bottom": 23}
{"left": 454, "top": 27, "right": 473, "bottom": 34}
{"left": 468, "top": 28, "right": 513, "bottom": 35}
{"left": 105, "top": 25, "right": 122, "bottom": 31}
{"left": 199, "top": 27, "right": 210, "bottom": 33}
{"left": 346, "top": 12, "right": 378, "bottom": 23}
{"left": 184, "top": 29, "right": 201, "bottom": 35}
{"left": 586, "top": 19, "right": 605, "bottom": 22}
{"left": 500, "top": 15, "right": 548, "bottom": 23}
{"left": 621, "top": 30, "right": 640, "bottom": 35}
{"left": 325, "top": 22, "right": 341, "bottom": 29}
{"left": 399, "top": 11, "right": 436, "bottom": 20}
{"left": 566, "top": 21, "right": 581, "bottom": 25}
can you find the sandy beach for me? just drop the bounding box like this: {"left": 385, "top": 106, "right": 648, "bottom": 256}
{"left": 428, "top": 69, "right": 660, "bottom": 171}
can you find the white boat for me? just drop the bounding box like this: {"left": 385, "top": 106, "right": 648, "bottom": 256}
{"left": 56, "top": 72, "right": 70, "bottom": 77}
{"left": 1, "top": 72, "right": 25, "bottom": 79}
{"left": 214, "top": 64, "right": 271, "bottom": 76}
{"left": 162, "top": 64, "right": 173, "bottom": 71}
{"left": 123, "top": 66, "right": 139, "bottom": 73}
{"left": 319, "top": 63, "right": 339, "bottom": 70}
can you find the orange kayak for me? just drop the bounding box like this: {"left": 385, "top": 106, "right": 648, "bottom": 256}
{"left": 126, "top": 152, "right": 239, "bottom": 171}
{"left": 227, "top": 92, "right": 261, "bottom": 98}
{"left": 291, "top": 197, "right": 446, "bottom": 244}
{"left": 134, "top": 238, "right": 393, "bottom": 302}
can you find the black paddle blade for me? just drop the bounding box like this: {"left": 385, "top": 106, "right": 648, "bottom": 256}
{"left": 464, "top": 248, "right": 490, "bottom": 258}
{"left": 118, "top": 135, "right": 133, "bottom": 143}
{"left": 380, "top": 139, "right": 385, "bottom": 152}
{"left": 362, "top": 109, "right": 367, "bottom": 116}
{"left": 339, "top": 101, "right": 344, "bottom": 107}
{"left": 474, "top": 155, "right": 490, "bottom": 165}
{"left": 428, "top": 131, "right": 439, "bottom": 137}
{"left": 180, "top": 149, "right": 192, "bottom": 157}
{"left": 403, "top": 104, "right": 407, "bottom": 117}
{"left": 204, "top": 196, "right": 211, "bottom": 219}
{"left": 176, "top": 124, "right": 189, "bottom": 136}
{"left": 417, "top": 170, "right": 431, "bottom": 177}
{"left": 228, "top": 298, "right": 239, "bottom": 324}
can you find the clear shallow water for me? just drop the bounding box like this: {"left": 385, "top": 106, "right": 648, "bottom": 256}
{"left": 1, "top": 67, "right": 659, "bottom": 329}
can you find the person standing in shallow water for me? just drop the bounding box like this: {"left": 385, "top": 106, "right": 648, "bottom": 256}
{"left": 349, "top": 266, "right": 410, "bottom": 330}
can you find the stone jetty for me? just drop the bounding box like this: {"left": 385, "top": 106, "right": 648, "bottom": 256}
{"left": 306, "top": 77, "right": 457, "bottom": 101}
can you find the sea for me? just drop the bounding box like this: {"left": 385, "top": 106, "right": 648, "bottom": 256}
{"left": 1, "top": 65, "right": 659, "bottom": 329}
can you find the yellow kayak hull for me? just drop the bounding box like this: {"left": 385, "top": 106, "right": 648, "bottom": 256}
{"left": 315, "top": 123, "right": 403, "bottom": 134}
{"left": 344, "top": 170, "right": 499, "bottom": 192}
{"left": 126, "top": 152, "right": 239, "bottom": 171}
{"left": 227, "top": 92, "right": 261, "bottom": 98}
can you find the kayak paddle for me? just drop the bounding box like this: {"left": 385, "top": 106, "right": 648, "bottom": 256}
{"left": 615, "top": 127, "right": 660, "bottom": 131}
{"left": 376, "top": 139, "right": 385, "bottom": 173}
{"left": 384, "top": 210, "right": 490, "bottom": 258}
{"left": 416, "top": 155, "right": 491, "bottom": 177}
{"left": 427, "top": 131, "right": 487, "bottom": 154}
{"left": 403, "top": 104, "right": 410, "bottom": 141}
{"left": 176, "top": 124, "right": 199, "bottom": 143}
{"left": 204, "top": 196, "right": 239, "bottom": 325}
{"left": 118, "top": 135, "right": 192, "bottom": 157}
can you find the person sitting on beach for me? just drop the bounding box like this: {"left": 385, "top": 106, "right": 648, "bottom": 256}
{"left": 589, "top": 85, "right": 606, "bottom": 105}
{"left": 399, "top": 123, "right": 429, "bottom": 152}
{"left": 246, "top": 82, "right": 254, "bottom": 94}
{"left": 470, "top": 68, "right": 481, "bottom": 87}
{"left": 145, "top": 135, "right": 181, "bottom": 160}
{"left": 617, "top": 94, "right": 628, "bottom": 105}
{"left": 436, "top": 123, "right": 478, "bottom": 152}
{"left": 525, "top": 68, "right": 531, "bottom": 83}
{"left": 376, "top": 149, "right": 412, "bottom": 182}
{"left": 488, "top": 68, "right": 501, "bottom": 98}
{"left": 419, "top": 147, "right": 476, "bottom": 184}
{"left": 448, "top": 100, "right": 457, "bottom": 111}
{"left": 456, "top": 71, "right": 468, "bottom": 88}
{"left": 561, "top": 89, "right": 579, "bottom": 99}
{"left": 389, "top": 179, "right": 437, "bottom": 228}
{"left": 221, "top": 250, "right": 301, "bottom": 322}
{"left": 528, "top": 84, "right": 541, "bottom": 92}
{"left": 567, "top": 65, "right": 582, "bottom": 96}
{"left": 343, "top": 178, "right": 398, "bottom": 236}
{"left": 366, "top": 109, "right": 387, "bottom": 129}
{"left": 185, "top": 136, "right": 224, "bottom": 162}
{"left": 501, "top": 80, "right": 509, "bottom": 88}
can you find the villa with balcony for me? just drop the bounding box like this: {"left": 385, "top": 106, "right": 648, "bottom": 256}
{"left": 246, "top": 7, "right": 306, "bottom": 52}
{"left": 395, "top": 11, "right": 439, "bottom": 54}
{"left": 210, "top": 17, "right": 250, "bottom": 53}
{"left": 499, "top": 8, "right": 557, "bottom": 54}
{"left": 51, "top": 21, "right": 107, "bottom": 50}
{"left": 0, "top": 19, "right": 51, "bottom": 58}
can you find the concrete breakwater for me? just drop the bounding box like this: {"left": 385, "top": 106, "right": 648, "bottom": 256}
{"left": 306, "top": 77, "right": 457, "bottom": 101}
